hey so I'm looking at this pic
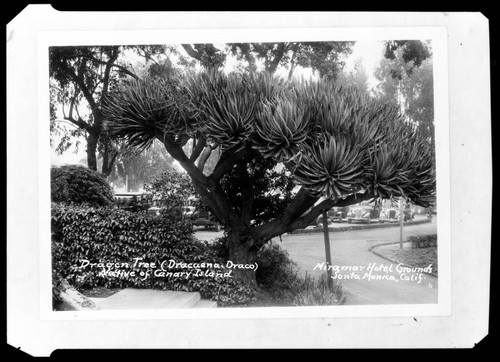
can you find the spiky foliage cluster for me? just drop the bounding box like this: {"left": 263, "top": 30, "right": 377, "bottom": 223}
{"left": 183, "top": 71, "right": 258, "bottom": 150}
{"left": 103, "top": 70, "right": 435, "bottom": 207}
{"left": 101, "top": 76, "right": 196, "bottom": 150}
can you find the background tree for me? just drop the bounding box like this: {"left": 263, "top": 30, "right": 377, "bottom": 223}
{"left": 49, "top": 45, "right": 168, "bottom": 174}
{"left": 374, "top": 41, "right": 435, "bottom": 151}
{"left": 336, "top": 57, "right": 371, "bottom": 95}
{"left": 106, "top": 139, "right": 176, "bottom": 192}
{"left": 227, "top": 42, "right": 354, "bottom": 79}
{"left": 384, "top": 40, "right": 431, "bottom": 78}
{"left": 373, "top": 57, "right": 400, "bottom": 106}
{"left": 103, "top": 67, "right": 435, "bottom": 285}
{"left": 181, "top": 44, "right": 227, "bottom": 69}
{"left": 401, "top": 60, "right": 435, "bottom": 150}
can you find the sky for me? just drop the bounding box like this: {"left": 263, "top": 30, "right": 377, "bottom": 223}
{"left": 50, "top": 40, "right": 386, "bottom": 167}
{"left": 345, "top": 40, "right": 385, "bottom": 90}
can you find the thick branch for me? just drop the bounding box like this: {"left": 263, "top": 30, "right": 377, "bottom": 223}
{"left": 107, "top": 153, "right": 119, "bottom": 175}
{"left": 68, "top": 87, "right": 80, "bottom": 122}
{"left": 135, "top": 47, "right": 160, "bottom": 67}
{"left": 160, "top": 134, "right": 208, "bottom": 186}
{"left": 255, "top": 191, "right": 376, "bottom": 241}
{"left": 197, "top": 145, "right": 214, "bottom": 172}
{"left": 158, "top": 133, "right": 240, "bottom": 226}
{"left": 287, "top": 44, "right": 299, "bottom": 80}
{"left": 181, "top": 44, "right": 203, "bottom": 61}
{"left": 101, "top": 47, "right": 119, "bottom": 101}
{"left": 266, "top": 42, "right": 290, "bottom": 74}
{"left": 210, "top": 144, "right": 256, "bottom": 181}
{"left": 64, "top": 116, "right": 91, "bottom": 132}
{"left": 252, "top": 187, "right": 318, "bottom": 240}
{"left": 66, "top": 67, "right": 100, "bottom": 118}
{"left": 239, "top": 163, "right": 254, "bottom": 227}
{"left": 189, "top": 137, "right": 207, "bottom": 162}
{"left": 64, "top": 52, "right": 138, "bottom": 80}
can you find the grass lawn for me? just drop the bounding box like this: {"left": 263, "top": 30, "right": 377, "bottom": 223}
{"left": 375, "top": 244, "right": 438, "bottom": 276}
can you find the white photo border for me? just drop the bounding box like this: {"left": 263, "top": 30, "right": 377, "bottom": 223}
{"left": 13, "top": 7, "right": 497, "bottom": 354}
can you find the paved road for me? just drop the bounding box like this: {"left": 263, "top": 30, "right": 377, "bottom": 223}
{"left": 276, "top": 219, "right": 438, "bottom": 305}
{"left": 194, "top": 218, "right": 438, "bottom": 306}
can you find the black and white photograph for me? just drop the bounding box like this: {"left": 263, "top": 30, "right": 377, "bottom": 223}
{"left": 6, "top": 8, "right": 491, "bottom": 353}
{"left": 48, "top": 38, "right": 441, "bottom": 311}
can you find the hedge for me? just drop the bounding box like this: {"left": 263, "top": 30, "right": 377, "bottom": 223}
{"left": 51, "top": 165, "right": 115, "bottom": 207}
{"left": 51, "top": 203, "right": 255, "bottom": 306}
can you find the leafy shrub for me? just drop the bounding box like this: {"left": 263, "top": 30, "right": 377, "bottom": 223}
{"left": 409, "top": 234, "right": 437, "bottom": 249}
{"left": 255, "top": 241, "right": 302, "bottom": 300}
{"left": 206, "top": 238, "right": 345, "bottom": 305}
{"left": 206, "top": 236, "right": 230, "bottom": 260}
{"left": 206, "top": 237, "right": 302, "bottom": 299}
{"left": 52, "top": 239, "right": 65, "bottom": 305}
{"left": 292, "top": 273, "right": 345, "bottom": 306}
{"left": 51, "top": 203, "right": 255, "bottom": 306}
{"left": 51, "top": 165, "right": 115, "bottom": 207}
{"left": 254, "top": 242, "right": 346, "bottom": 305}
{"left": 144, "top": 170, "right": 195, "bottom": 211}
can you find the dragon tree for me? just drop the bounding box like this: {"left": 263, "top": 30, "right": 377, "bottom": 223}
{"left": 102, "top": 70, "right": 435, "bottom": 285}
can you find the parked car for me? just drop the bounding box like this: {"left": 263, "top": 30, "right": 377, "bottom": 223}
{"left": 329, "top": 207, "right": 345, "bottom": 222}
{"left": 314, "top": 207, "right": 345, "bottom": 227}
{"left": 347, "top": 206, "right": 373, "bottom": 224}
{"left": 147, "top": 203, "right": 197, "bottom": 218}
{"left": 379, "top": 207, "right": 399, "bottom": 223}
{"left": 190, "top": 210, "right": 222, "bottom": 231}
{"left": 115, "top": 192, "right": 152, "bottom": 212}
{"left": 378, "top": 206, "right": 414, "bottom": 223}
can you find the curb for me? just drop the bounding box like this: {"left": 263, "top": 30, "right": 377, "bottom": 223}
{"left": 368, "top": 241, "right": 438, "bottom": 277}
{"left": 288, "top": 218, "right": 432, "bottom": 235}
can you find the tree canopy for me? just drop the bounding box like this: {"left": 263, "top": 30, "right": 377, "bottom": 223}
{"left": 180, "top": 42, "right": 354, "bottom": 79}
{"left": 227, "top": 42, "right": 354, "bottom": 79}
{"left": 383, "top": 40, "right": 431, "bottom": 79}
{"left": 103, "top": 70, "right": 435, "bottom": 239}
{"left": 49, "top": 45, "right": 172, "bottom": 174}
{"left": 374, "top": 43, "right": 435, "bottom": 151}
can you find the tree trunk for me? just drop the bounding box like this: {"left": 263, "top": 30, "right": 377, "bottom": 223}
{"left": 87, "top": 132, "right": 98, "bottom": 171}
{"left": 101, "top": 143, "right": 110, "bottom": 175}
{"left": 101, "top": 143, "right": 119, "bottom": 177}
{"left": 227, "top": 228, "right": 258, "bottom": 286}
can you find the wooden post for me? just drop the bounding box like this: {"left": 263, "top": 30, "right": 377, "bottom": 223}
{"left": 399, "top": 198, "right": 404, "bottom": 249}
{"left": 322, "top": 210, "right": 334, "bottom": 289}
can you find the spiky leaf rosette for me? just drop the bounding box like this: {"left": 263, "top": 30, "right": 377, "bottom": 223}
{"left": 102, "top": 76, "right": 195, "bottom": 150}
{"left": 292, "top": 79, "right": 361, "bottom": 138}
{"left": 293, "top": 136, "right": 366, "bottom": 199}
{"left": 367, "top": 118, "right": 436, "bottom": 207}
{"left": 284, "top": 78, "right": 435, "bottom": 207}
{"left": 253, "top": 93, "right": 310, "bottom": 162}
{"left": 182, "top": 70, "right": 260, "bottom": 150}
